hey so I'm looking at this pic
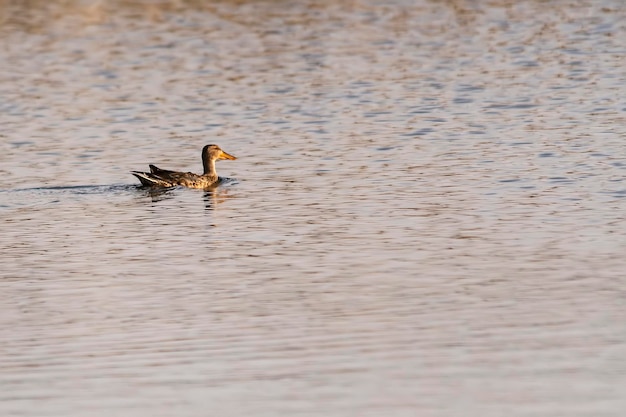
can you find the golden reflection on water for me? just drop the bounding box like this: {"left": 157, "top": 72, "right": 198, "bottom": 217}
{"left": 0, "top": 0, "right": 205, "bottom": 30}
{"left": 0, "top": 0, "right": 448, "bottom": 32}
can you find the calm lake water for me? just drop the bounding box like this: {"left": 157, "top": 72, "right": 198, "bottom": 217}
{"left": 1, "top": 0, "right": 625, "bottom": 416}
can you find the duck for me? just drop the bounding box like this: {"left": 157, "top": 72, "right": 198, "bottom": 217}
{"left": 131, "top": 144, "right": 237, "bottom": 188}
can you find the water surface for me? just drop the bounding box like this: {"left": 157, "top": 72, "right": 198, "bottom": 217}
{"left": 1, "top": 1, "right": 625, "bottom": 416}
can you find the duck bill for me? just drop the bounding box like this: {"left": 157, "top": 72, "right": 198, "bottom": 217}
{"left": 220, "top": 150, "right": 237, "bottom": 160}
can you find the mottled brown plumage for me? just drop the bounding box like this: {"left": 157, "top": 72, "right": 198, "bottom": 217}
{"left": 132, "top": 144, "right": 237, "bottom": 188}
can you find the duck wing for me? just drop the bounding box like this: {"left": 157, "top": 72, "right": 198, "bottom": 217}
{"left": 132, "top": 168, "right": 207, "bottom": 188}
{"left": 149, "top": 164, "right": 177, "bottom": 175}
{"left": 155, "top": 171, "right": 207, "bottom": 188}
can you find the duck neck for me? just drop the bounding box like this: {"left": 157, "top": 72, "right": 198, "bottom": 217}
{"left": 203, "top": 157, "right": 217, "bottom": 177}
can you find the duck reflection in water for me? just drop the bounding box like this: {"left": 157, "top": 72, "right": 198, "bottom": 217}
{"left": 203, "top": 186, "right": 235, "bottom": 211}
{"left": 136, "top": 177, "right": 236, "bottom": 209}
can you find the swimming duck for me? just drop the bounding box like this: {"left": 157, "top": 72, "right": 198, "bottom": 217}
{"left": 131, "top": 144, "right": 237, "bottom": 188}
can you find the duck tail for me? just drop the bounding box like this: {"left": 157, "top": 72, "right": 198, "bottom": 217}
{"left": 131, "top": 171, "right": 172, "bottom": 187}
